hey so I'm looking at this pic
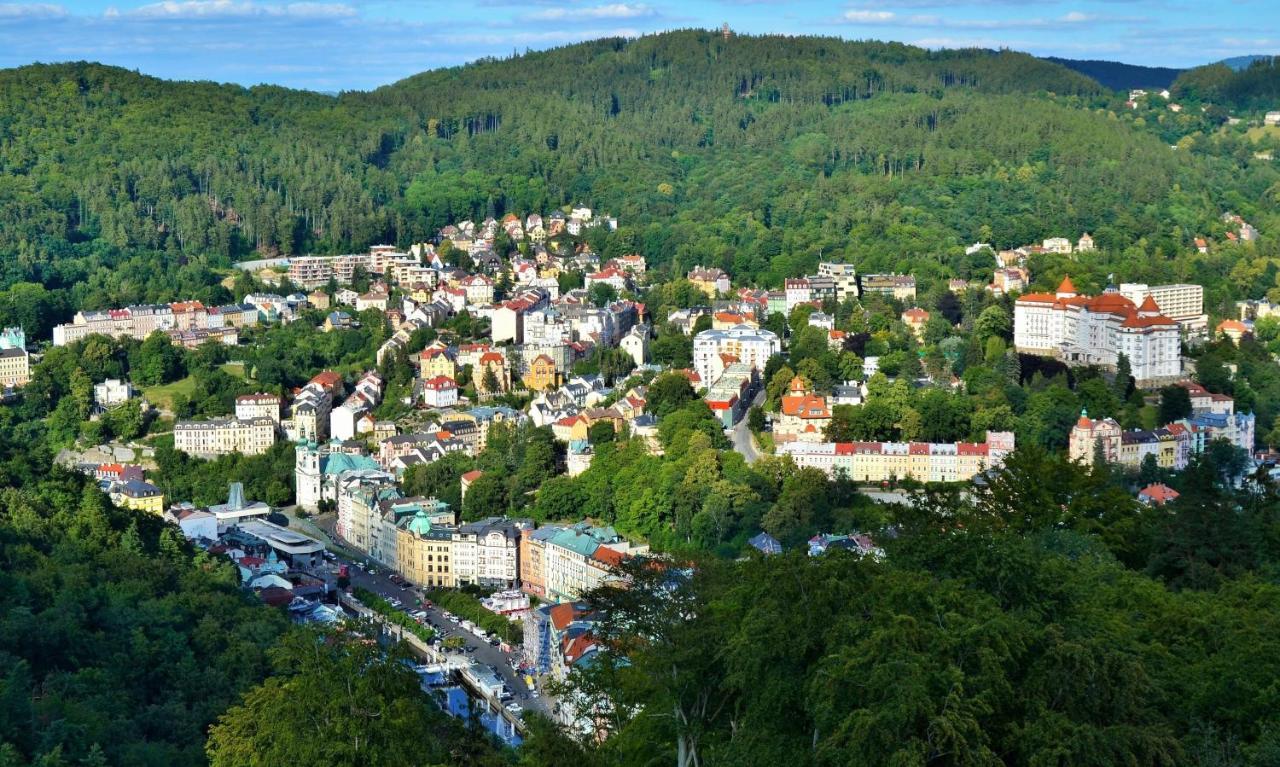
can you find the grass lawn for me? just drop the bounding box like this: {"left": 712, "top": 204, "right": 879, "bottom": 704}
{"left": 220, "top": 361, "right": 248, "bottom": 379}
{"left": 142, "top": 376, "right": 196, "bottom": 410}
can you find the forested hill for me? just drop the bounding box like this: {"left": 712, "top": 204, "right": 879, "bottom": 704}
{"left": 1045, "top": 57, "right": 1183, "bottom": 91}
{"left": 1, "top": 30, "right": 1272, "bottom": 312}
{"left": 1173, "top": 57, "right": 1280, "bottom": 109}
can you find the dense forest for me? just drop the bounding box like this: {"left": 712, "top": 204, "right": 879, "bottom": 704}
{"left": 1047, "top": 57, "right": 1183, "bottom": 91}
{"left": 1174, "top": 57, "right": 1280, "bottom": 110}
{"left": 4, "top": 31, "right": 1279, "bottom": 340}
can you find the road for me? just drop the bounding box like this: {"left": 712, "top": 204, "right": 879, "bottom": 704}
{"left": 729, "top": 387, "right": 766, "bottom": 463}
{"left": 336, "top": 554, "right": 553, "bottom": 720}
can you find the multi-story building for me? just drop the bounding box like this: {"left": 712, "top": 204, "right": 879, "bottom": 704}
{"left": 542, "top": 523, "right": 646, "bottom": 603}
{"left": 108, "top": 479, "right": 165, "bottom": 515}
{"left": 775, "top": 376, "right": 831, "bottom": 443}
{"left": 335, "top": 471, "right": 399, "bottom": 553}
{"left": 1069, "top": 387, "right": 1254, "bottom": 470}
{"left": 1118, "top": 283, "right": 1207, "bottom": 336}
{"left": 173, "top": 417, "right": 276, "bottom": 457}
{"left": 704, "top": 362, "right": 759, "bottom": 428}
{"left": 619, "top": 324, "right": 649, "bottom": 367}
{"left": 452, "top": 517, "right": 521, "bottom": 588}
{"left": 51, "top": 300, "right": 257, "bottom": 346}
{"left": 235, "top": 393, "right": 282, "bottom": 425}
{"left": 859, "top": 273, "right": 917, "bottom": 301}
{"left": 687, "top": 266, "right": 731, "bottom": 298}
{"left": 692, "top": 326, "right": 781, "bottom": 388}
{"left": 817, "top": 262, "right": 860, "bottom": 301}
{"left": 287, "top": 257, "right": 334, "bottom": 290}
{"left": 1014, "top": 277, "right": 1182, "bottom": 387}
{"left": 522, "top": 354, "right": 560, "bottom": 392}
{"left": 777, "top": 431, "right": 1016, "bottom": 484}
{"left": 0, "top": 327, "right": 30, "bottom": 387}
{"left": 519, "top": 525, "right": 559, "bottom": 598}
{"left": 397, "top": 512, "right": 457, "bottom": 588}
{"left": 784, "top": 278, "right": 812, "bottom": 313}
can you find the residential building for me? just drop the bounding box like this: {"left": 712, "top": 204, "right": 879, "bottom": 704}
{"left": 235, "top": 393, "right": 282, "bottom": 425}
{"left": 419, "top": 346, "right": 458, "bottom": 379}
{"left": 817, "top": 262, "right": 859, "bottom": 301}
{"left": 619, "top": 324, "right": 649, "bottom": 367}
{"left": 1043, "top": 237, "right": 1073, "bottom": 254}
{"left": 1138, "top": 483, "right": 1179, "bottom": 506}
{"left": 901, "top": 307, "right": 930, "bottom": 340}
{"left": 397, "top": 511, "right": 456, "bottom": 587}
{"left": 777, "top": 431, "right": 1016, "bottom": 483}
{"left": 692, "top": 326, "right": 781, "bottom": 388}
{"left": 0, "top": 327, "right": 29, "bottom": 387}
{"left": 93, "top": 378, "right": 136, "bottom": 410}
{"left": 174, "top": 417, "right": 276, "bottom": 457}
{"left": 859, "top": 273, "right": 917, "bottom": 301}
{"left": 704, "top": 363, "right": 759, "bottom": 428}
{"left": 522, "top": 354, "right": 560, "bottom": 392}
{"left": 452, "top": 517, "right": 521, "bottom": 588}
{"left": 775, "top": 376, "right": 831, "bottom": 443}
{"left": 687, "top": 266, "right": 731, "bottom": 298}
{"left": 422, "top": 375, "right": 460, "bottom": 408}
{"left": 108, "top": 479, "right": 165, "bottom": 515}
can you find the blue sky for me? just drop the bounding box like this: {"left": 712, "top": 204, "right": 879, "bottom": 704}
{"left": 0, "top": 0, "right": 1274, "bottom": 91}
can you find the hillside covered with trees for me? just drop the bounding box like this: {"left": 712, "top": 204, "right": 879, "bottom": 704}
{"left": 3, "top": 31, "right": 1278, "bottom": 339}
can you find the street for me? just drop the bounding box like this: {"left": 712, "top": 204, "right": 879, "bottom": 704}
{"left": 729, "top": 387, "right": 766, "bottom": 463}
{"left": 335, "top": 553, "right": 554, "bottom": 720}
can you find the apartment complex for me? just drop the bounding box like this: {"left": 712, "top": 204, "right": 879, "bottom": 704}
{"left": 777, "top": 431, "right": 1016, "bottom": 483}
{"left": 817, "top": 262, "right": 860, "bottom": 302}
{"left": 692, "top": 326, "right": 781, "bottom": 387}
{"left": 52, "top": 300, "right": 257, "bottom": 346}
{"left": 173, "top": 417, "right": 276, "bottom": 457}
{"left": 235, "top": 393, "right": 283, "bottom": 424}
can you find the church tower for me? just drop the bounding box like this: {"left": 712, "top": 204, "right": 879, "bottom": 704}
{"left": 295, "top": 440, "right": 323, "bottom": 512}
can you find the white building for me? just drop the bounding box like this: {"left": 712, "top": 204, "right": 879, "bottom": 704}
{"left": 1118, "top": 283, "right": 1207, "bottom": 336}
{"left": 816, "top": 262, "right": 860, "bottom": 301}
{"left": 619, "top": 325, "right": 649, "bottom": 367}
{"left": 452, "top": 517, "right": 521, "bottom": 588}
{"left": 235, "top": 393, "right": 282, "bottom": 425}
{"left": 174, "top": 417, "right": 276, "bottom": 457}
{"left": 422, "top": 375, "right": 460, "bottom": 408}
{"left": 692, "top": 326, "right": 781, "bottom": 388}
{"left": 1014, "top": 277, "right": 1181, "bottom": 387}
{"left": 93, "top": 378, "right": 136, "bottom": 409}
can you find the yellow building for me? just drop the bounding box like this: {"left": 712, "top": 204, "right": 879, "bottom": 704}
{"left": 110, "top": 480, "right": 165, "bottom": 515}
{"left": 522, "top": 354, "right": 560, "bottom": 391}
{"left": 396, "top": 512, "right": 456, "bottom": 588}
{"left": 475, "top": 352, "right": 510, "bottom": 396}
{"left": 419, "top": 347, "right": 457, "bottom": 380}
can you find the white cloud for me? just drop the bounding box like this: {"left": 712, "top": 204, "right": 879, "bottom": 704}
{"left": 838, "top": 8, "right": 1120, "bottom": 29}
{"left": 842, "top": 10, "right": 895, "bottom": 22}
{"left": 0, "top": 3, "right": 65, "bottom": 19}
{"left": 526, "top": 4, "right": 656, "bottom": 21}
{"left": 129, "top": 0, "right": 355, "bottom": 19}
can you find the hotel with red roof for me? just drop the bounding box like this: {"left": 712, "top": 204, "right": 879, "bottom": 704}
{"left": 1014, "top": 276, "right": 1182, "bottom": 387}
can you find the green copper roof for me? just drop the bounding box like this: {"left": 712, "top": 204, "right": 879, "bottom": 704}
{"left": 407, "top": 510, "right": 433, "bottom": 536}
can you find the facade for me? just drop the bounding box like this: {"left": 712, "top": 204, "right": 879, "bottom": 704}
{"left": 817, "top": 262, "right": 860, "bottom": 301}
{"left": 687, "top": 266, "right": 731, "bottom": 298}
{"left": 235, "top": 393, "right": 282, "bottom": 425}
{"left": 1014, "top": 277, "right": 1182, "bottom": 387}
{"left": 397, "top": 512, "right": 457, "bottom": 587}
{"left": 704, "top": 363, "right": 759, "bottom": 428}
{"left": 94, "top": 378, "right": 136, "bottom": 409}
{"left": 619, "top": 325, "right": 649, "bottom": 367}
{"left": 522, "top": 354, "right": 560, "bottom": 392}
{"left": 859, "top": 273, "right": 917, "bottom": 301}
{"left": 108, "top": 479, "right": 165, "bottom": 515}
{"left": 1069, "top": 393, "right": 1255, "bottom": 471}
{"left": 692, "top": 326, "right": 781, "bottom": 388}
{"left": 294, "top": 440, "right": 383, "bottom": 512}
{"left": 174, "top": 417, "right": 276, "bottom": 457}
{"left": 51, "top": 300, "right": 257, "bottom": 346}
{"left": 1118, "top": 283, "right": 1207, "bottom": 336}
{"left": 778, "top": 431, "right": 1016, "bottom": 484}
{"left": 451, "top": 517, "right": 521, "bottom": 588}
{"left": 775, "top": 377, "right": 832, "bottom": 443}
{"left": 422, "top": 375, "right": 460, "bottom": 408}
{"left": 0, "top": 327, "right": 29, "bottom": 387}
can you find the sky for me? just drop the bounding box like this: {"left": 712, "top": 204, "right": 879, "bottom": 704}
{"left": 0, "top": 0, "right": 1274, "bottom": 91}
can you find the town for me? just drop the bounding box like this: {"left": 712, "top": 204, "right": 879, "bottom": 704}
{"left": 5, "top": 204, "right": 1277, "bottom": 740}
